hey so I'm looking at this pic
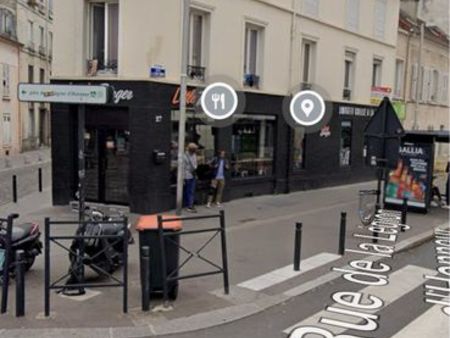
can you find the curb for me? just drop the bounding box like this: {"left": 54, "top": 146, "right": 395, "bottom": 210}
{"left": 1, "top": 224, "right": 446, "bottom": 338}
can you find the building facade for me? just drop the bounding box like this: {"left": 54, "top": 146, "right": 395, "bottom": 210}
{"left": 15, "top": 0, "right": 53, "bottom": 151}
{"left": 51, "top": 0, "right": 400, "bottom": 213}
{"left": 0, "top": 1, "right": 21, "bottom": 155}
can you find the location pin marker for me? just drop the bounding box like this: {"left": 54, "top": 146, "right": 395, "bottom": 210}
{"left": 301, "top": 99, "right": 314, "bottom": 117}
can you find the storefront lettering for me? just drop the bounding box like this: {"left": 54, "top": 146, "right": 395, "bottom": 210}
{"left": 339, "top": 106, "right": 375, "bottom": 117}
{"left": 114, "top": 89, "right": 134, "bottom": 104}
{"left": 171, "top": 87, "right": 198, "bottom": 107}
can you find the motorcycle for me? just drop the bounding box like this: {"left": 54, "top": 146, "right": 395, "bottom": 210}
{"left": 0, "top": 214, "right": 42, "bottom": 284}
{"left": 65, "top": 206, "right": 133, "bottom": 291}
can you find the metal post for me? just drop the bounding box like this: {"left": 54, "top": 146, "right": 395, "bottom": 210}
{"left": 293, "top": 222, "right": 302, "bottom": 271}
{"left": 1, "top": 215, "right": 14, "bottom": 314}
{"left": 15, "top": 250, "right": 25, "bottom": 317}
{"left": 12, "top": 175, "right": 17, "bottom": 203}
{"left": 372, "top": 230, "right": 379, "bottom": 244}
{"left": 157, "top": 215, "right": 169, "bottom": 305}
{"left": 38, "top": 168, "right": 43, "bottom": 193}
{"left": 219, "top": 210, "right": 229, "bottom": 294}
{"left": 401, "top": 197, "right": 408, "bottom": 232}
{"left": 122, "top": 217, "right": 128, "bottom": 314}
{"left": 44, "top": 218, "right": 50, "bottom": 317}
{"left": 77, "top": 105, "right": 86, "bottom": 224}
{"left": 338, "top": 212, "right": 347, "bottom": 256}
{"left": 175, "top": 0, "right": 191, "bottom": 215}
{"left": 141, "top": 246, "right": 150, "bottom": 312}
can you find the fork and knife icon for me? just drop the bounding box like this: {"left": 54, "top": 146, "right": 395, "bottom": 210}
{"left": 211, "top": 93, "right": 226, "bottom": 110}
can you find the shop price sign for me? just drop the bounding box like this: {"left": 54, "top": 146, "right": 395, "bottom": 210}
{"left": 18, "top": 83, "right": 111, "bottom": 105}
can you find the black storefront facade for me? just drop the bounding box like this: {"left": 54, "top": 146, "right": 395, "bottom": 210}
{"left": 51, "top": 79, "right": 375, "bottom": 214}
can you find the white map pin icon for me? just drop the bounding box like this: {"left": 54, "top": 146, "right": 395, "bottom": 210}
{"left": 301, "top": 99, "right": 314, "bottom": 117}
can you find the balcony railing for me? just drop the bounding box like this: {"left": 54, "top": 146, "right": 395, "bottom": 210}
{"left": 243, "top": 74, "right": 260, "bottom": 89}
{"left": 187, "top": 65, "right": 206, "bottom": 81}
{"left": 38, "top": 45, "right": 46, "bottom": 56}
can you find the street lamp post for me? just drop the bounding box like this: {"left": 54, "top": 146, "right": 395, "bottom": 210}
{"left": 176, "top": 0, "right": 190, "bottom": 214}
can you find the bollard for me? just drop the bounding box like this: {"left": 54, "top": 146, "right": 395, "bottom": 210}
{"left": 293, "top": 222, "right": 302, "bottom": 271}
{"left": 38, "top": 168, "right": 43, "bottom": 193}
{"left": 12, "top": 175, "right": 17, "bottom": 203}
{"left": 338, "top": 212, "right": 347, "bottom": 256}
{"left": 15, "top": 250, "right": 25, "bottom": 317}
{"left": 141, "top": 246, "right": 150, "bottom": 312}
{"left": 401, "top": 197, "right": 408, "bottom": 232}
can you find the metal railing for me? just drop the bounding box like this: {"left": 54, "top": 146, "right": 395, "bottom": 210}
{"left": 187, "top": 65, "right": 206, "bottom": 81}
{"left": 44, "top": 217, "right": 129, "bottom": 316}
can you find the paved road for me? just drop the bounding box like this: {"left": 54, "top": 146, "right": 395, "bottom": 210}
{"left": 161, "top": 239, "right": 450, "bottom": 338}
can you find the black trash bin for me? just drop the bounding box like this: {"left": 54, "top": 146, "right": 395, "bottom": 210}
{"left": 136, "top": 214, "right": 183, "bottom": 300}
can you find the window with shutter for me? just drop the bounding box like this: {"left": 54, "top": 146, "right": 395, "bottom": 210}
{"left": 430, "top": 69, "right": 439, "bottom": 103}
{"left": 421, "top": 68, "right": 431, "bottom": 103}
{"left": 410, "top": 64, "right": 418, "bottom": 101}
{"left": 346, "top": 0, "right": 359, "bottom": 31}
{"left": 374, "top": 0, "right": 386, "bottom": 39}
{"left": 394, "top": 59, "right": 404, "bottom": 98}
{"left": 441, "top": 74, "right": 449, "bottom": 104}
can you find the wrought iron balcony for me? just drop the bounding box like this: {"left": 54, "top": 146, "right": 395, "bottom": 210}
{"left": 187, "top": 65, "right": 206, "bottom": 81}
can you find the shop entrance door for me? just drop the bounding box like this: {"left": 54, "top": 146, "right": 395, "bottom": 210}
{"left": 85, "top": 127, "right": 130, "bottom": 204}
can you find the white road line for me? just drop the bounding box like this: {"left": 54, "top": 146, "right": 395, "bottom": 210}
{"left": 283, "top": 265, "right": 434, "bottom": 335}
{"left": 390, "top": 305, "right": 449, "bottom": 338}
{"left": 237, "top": 253, "right": 340, "bottom": 292}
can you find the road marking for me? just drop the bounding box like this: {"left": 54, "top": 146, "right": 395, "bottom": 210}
{"left": 390, "top": 305, "right": 449, "bottom": 338}
{"left": 238, "top": 253, "right": 340, "bottom": 292}
{"left": 283, "top": 265, "right": 434, "bottom": 335}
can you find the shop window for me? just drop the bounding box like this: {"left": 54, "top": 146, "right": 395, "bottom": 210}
{"left": 2, "top": 113, "right": 11, "bottom": 146}
{"left": 2, "top": 64, "right": 10, "bottom": 98}
{"left": 301, "top": 39, "right": 316, "bottom": 89}
{"left": 340, "top": 121, "right": 352, "bottom": 167}
{"left": 170, "top": 110, "right": 216, "bottom": 185}
{"left": 244, "top": 23, "right": 263, "bottom": 89}
{"left": 344, "top": 51, "right": 356, "bottom": 100}
{"left": 231, "top": 114, "right": 275, "bottom": 178}
{"left": 374, "top": 0, "right": 386, "bottom": 39}
{"left": 187, "top": 10, "right": 209, "bottom": 81}
{"left": 346, "top": 0, "right": 359, "bottom": 32}
{"left": 372, "top": 58, "right": 382, "bottom": 87}
{"left": 88, "top": 1, "right": 119, "bottom": 75}
{"left": 394, "top": 59, "right": 404, "bottom": 98}
{"left": 292, "top": 127, "right": 306, "bottom": 171}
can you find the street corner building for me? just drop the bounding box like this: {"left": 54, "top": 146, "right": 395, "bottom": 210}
{"left": 50, "top": 0, "right": 412, "bottom": 214}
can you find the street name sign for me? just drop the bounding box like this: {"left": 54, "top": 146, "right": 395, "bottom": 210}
{"left": 18, "top": 83, "right": 111, "bottom": 104}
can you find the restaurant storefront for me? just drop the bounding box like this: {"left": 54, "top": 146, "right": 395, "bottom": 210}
{"left": 51, "top": 79, "right": 375, "bottom": 214}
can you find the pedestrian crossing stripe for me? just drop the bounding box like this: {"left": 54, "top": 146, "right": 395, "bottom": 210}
{"left": 283, "top": 265, "right": 434, "bottom": 335}
{"left": 237, "top": 253, "right": 341, "bottom": 292}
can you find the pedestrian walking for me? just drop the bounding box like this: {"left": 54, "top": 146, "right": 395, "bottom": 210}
{"left": 206, "top": 150, "right": 229, "bottom": 208}
{"left": 184, "top": 143, "right": 198, "bottom": 213}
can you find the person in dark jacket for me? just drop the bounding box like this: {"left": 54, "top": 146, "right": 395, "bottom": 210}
{"left": 206, "top": 150, "right": 229, "bottom": 208}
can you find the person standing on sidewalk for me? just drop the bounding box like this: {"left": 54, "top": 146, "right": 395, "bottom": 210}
{"left": 184, "top": 143, "right": 198, "bottom": 213}
{"left": 207, "top": 150, "right": 229, "bottom": 208}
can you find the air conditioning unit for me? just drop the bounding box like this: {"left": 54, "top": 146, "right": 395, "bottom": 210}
{"left": 301, "top": 82, "right": 312, "bottom": 90}
{"left": 244, "top": 74, "right": 260, "bottom": 89}
{"left": 343, "top": 88, "right": 352, "bottom": 100}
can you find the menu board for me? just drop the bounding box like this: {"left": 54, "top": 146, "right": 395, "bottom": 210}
{"left": 384, "top": 142, "right": 433, "bottom": 209}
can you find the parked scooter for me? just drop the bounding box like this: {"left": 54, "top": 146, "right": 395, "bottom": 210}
{"left": 0, "top": 214, "right": 42, "bottom": 284}
{"left": 64, "top": 206, "right": 133, "bottom": 293}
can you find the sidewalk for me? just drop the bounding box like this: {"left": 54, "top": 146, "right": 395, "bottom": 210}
{"left": 0, "top": 148, "right": 52, "bottom": 207}
{"left": 0, "top": 181, "right": 448, "bottom": 337}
